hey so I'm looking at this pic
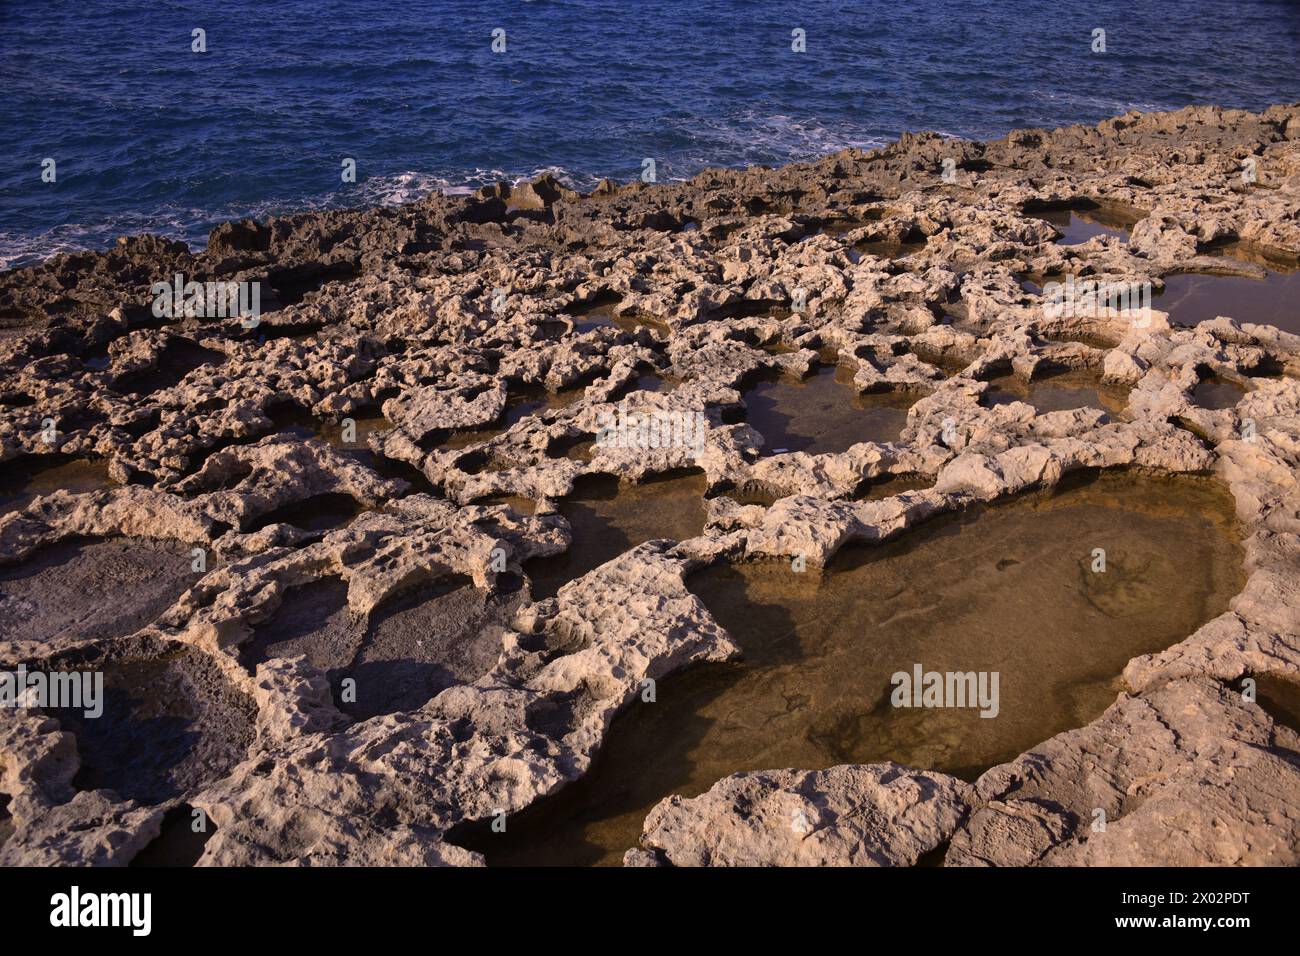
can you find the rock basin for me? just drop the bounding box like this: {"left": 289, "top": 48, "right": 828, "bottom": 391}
{"left": 45, "top": 635, "right": 256, "bottom": 807}
{"left": 441, "top": 384, "right": 587, "bottom": 452}
{"left": 1159, "top": 253, "right": 1300, "bottom": 333}
{"left": 241, "top": 576, "right": 524, "bottom": 720}
{"left": 524, "top": 471, "right": 709, "bottom": 600}
{"left": 1024, "top": 201, "right": 1143, "bottom": 245}
{"left": 743, "top": 364, "right": 917, "bottom": 455}
{"left": 1191, "top": 375, "right": 1247, "bottom": 411}
{"left": 0, "top": 456, "right": 114, "bottom": 517}
{"left": 0, "top": 537, "right": 200, "bottom": 659}
{"left": 458, "top": 471, "right": 1243, "bottom": 866}
{"left": 983, "top": 369, "right": 1129, "bottom": 416}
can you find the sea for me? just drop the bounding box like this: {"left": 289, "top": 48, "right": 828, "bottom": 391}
{"left": 2, "top": 0, "right": 1299, "bottom": 268}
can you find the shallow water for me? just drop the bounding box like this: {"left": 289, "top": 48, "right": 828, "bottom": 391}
{"left": 563, "top": 305, "right": 670, "bottom": 336}
{"left": 318, "top": 410, "right": 394, "bottom": 449}
{"left": 572, "top": 310, "right": 619, "bottom": 334}
{"left": 852, "top": 236, "right": 928, "bottom": 262}
{"left": 859, "top": 473, "right": 932, "bottom": 500}
{"left": 442, "top": 384, "right": 586, "bottom": 451}
{"left": 1022, "top": 252, "right": 1300, "bottom": 337}
{"left": 744, "top": 365, "right": 916, "bottom": 454}
{"left": 984, "top": 369, "right": 1128, "bottom": 415}
{"left": 1159, "top": 260, "right": 1300, "bottom": 334}
{"left": 0, "top": 457, "right": 113, "bottom": 515}
{"left": 481, "top": 494, "right": 538, "bottom": 515}
{"left": 524, "top": 471, "right": 709, "bottom": 600}
{"left": 553, "top": 294, "right": 671, "bottom": 336}
{"left": 458, "top": 471, "right": 1243, "bottom": 866}
{"left": 1191, "top": 376, "right": 1245, "bottom": 411}
{"left": 1027, "top": 203, "right": 1141, "bottom": 245}
{"left": 563, "top": 296, "right": 641, "bottom": 334}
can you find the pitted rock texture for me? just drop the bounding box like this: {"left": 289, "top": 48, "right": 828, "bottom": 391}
{"left": 625, "top": 764, "right": 974, "bottom": 867}
{"left": 947, "top": 678, "right": 1300, "bottom": 866}
{"left": 1, "top": 103, "right": 1299, "bottom": 865}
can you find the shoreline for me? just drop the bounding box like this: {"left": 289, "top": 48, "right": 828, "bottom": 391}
{"left": 3, "top": 98, "right": 1292, "bottom": 278}
{"left": 2, "top": 101, "right": 1300, "bottom": 867}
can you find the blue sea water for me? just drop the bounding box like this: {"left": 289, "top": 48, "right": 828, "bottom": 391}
{"left": 1, "top": 0, "right": 1298, "bottom": 268}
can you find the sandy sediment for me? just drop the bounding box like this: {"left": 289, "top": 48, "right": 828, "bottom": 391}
{"left": 1, "top": 103, "right": 1300, "bottom": 865}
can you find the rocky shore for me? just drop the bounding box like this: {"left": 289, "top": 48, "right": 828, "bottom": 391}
{"left": 2, "top": 103, "right": 1299, "bottom": 866}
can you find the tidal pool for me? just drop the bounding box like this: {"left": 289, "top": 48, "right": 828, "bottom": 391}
{"left": 1159, "top": 255, "right": 1300, "bottom": 334}
{"left": 441, "top": 384, "right": 586, "bottom": 452}
{"left": 567, "top": 307, "right": 629, "bottom": 334}
{"left": 1025, "top": 202, "right": 1142, "bottom": 245}
{"left": 1191, "top": 376, "right": 1245, "bottom": 411}
{"left": 983, "top": 369, "right": 1129, "bottom": 416}
{"left": 744, "top": 365, "right": 917, "bottom": 455}
{"left": 456, "top": 471, "right": 1243, "bottom": 866}
{"left": 0, "top": 456, "right": 113, "bottom": 516}
{"left": 561, "top": 298, "right": 670, "bottom": 336}
{"left": 524, "top": 471, "right": 709, "bottom": 600}
{"left": 852, "top": 235, "right": 929, "bottom": 263}
{"left": 859, "top": 472, "right": 932, "bottom": 500}
{"left": 565, "top": 292, "right": 623, "bottom": 328}
{"left": 1021, "top": 249, "right": 1300, "bottom": 336}
{"left": 317, "top": 409, "right": 393, "bottom": 450}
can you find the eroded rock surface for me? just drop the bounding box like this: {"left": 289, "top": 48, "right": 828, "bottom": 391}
{"left": 627, "top": 765, "right": 975, "bottom": 867}
{"left": 2, "top": 103, "right": 1300, "bottom": 865}
{"left": 947, "top": 678, "right": 1300, "bottom": 866}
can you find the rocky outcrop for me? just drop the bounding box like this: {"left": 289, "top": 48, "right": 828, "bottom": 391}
{"left": 626, "top": 764, "right": 974, "bottom": 867}
{"left": 947, "top": 678, "right": 1300, "bottom": 866}
{"left": 2, "top": 102, "right": 1300, "bottom": 866}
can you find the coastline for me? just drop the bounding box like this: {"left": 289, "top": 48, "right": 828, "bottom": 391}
{"left": 2, "top": 102, "right": 1300, "bottom": 866}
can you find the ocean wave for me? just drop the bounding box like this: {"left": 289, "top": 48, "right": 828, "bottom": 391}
{"left": 654, "top": 110, "right": 890, "bottom": 172}
{"left": 0, "top": 167, "right": 603, "bottom": 268}
{"left": 0, "top": 209, "right": 210, "bottom": 271}
{"left": 3, "top": 0, "right": 1296, "bottom": 270}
